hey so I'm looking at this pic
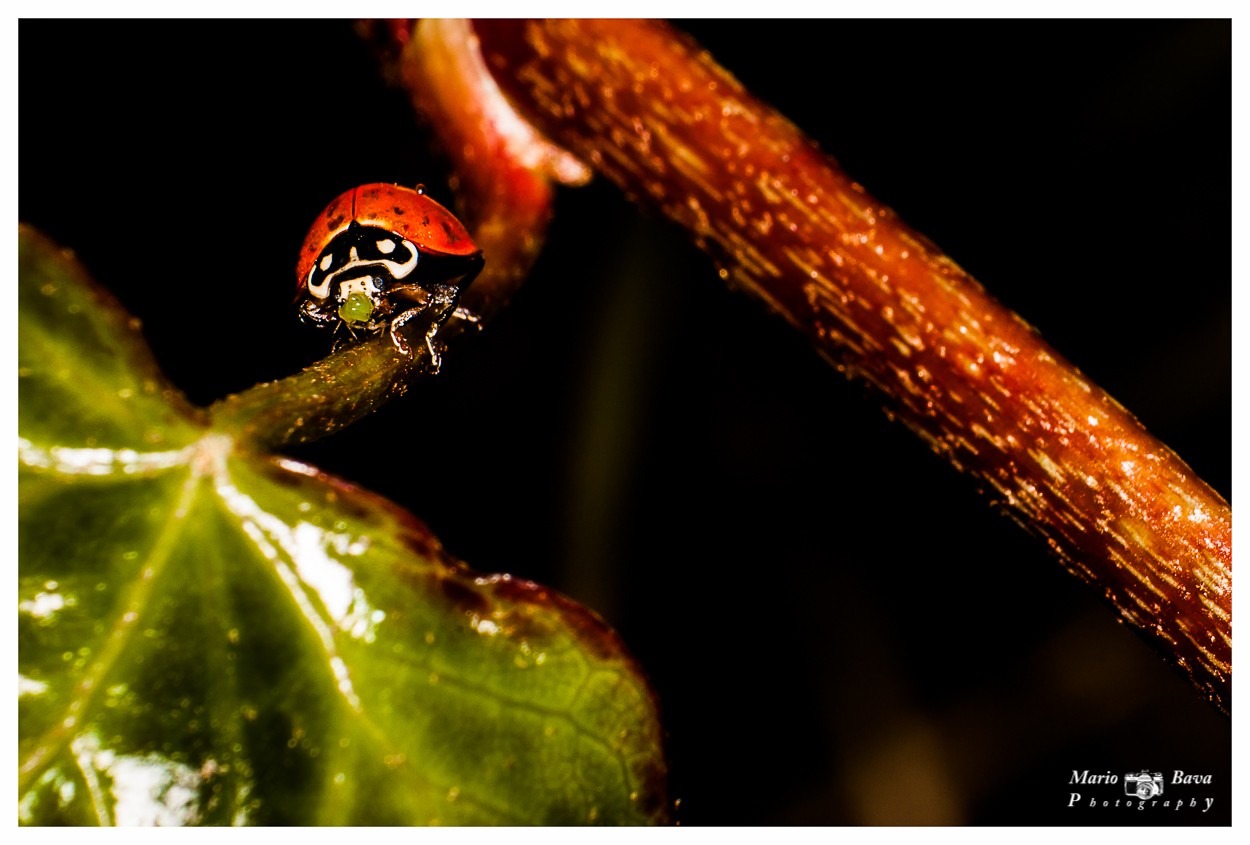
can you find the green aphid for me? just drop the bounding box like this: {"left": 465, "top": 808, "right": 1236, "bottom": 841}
{"left": 338, "top": 292, "right": 375, "bottom": 324}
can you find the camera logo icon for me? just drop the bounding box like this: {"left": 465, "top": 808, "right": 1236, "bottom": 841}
{"left": 1124, "top": 771, "right": 1164, "bottom": 799}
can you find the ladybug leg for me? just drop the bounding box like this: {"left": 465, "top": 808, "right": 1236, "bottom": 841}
{"left": 387, "top": 250, "right": 483, "bottom": 369}
{"left": 384, "top": 284, "right": 433, "bottom": 360}
{"left": 329, "top": 319, "right": 362, "bottom": 353}
{"left": 389, "top": 252, "right": 484, "bottom": 331}
{"left": 388, "top": 305, "right": 446, "bottom": 371}
{"left": 387, "top": 283, "right": 480, "bottom": 329}
{"left": 388, "top": 284, "right": 463, "bottom": 372}
{"left": 388, "top": 307, "right": 424, "bottom": 365}
{"left": 298, "top": 297, "right": 338, "bottom": 329}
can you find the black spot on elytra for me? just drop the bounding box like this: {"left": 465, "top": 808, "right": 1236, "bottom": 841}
{"left": 325, "top": 213, "right": 346, "bottom": 230}
{"left": 392, "top": 205, "right": 406, "bottom": 217}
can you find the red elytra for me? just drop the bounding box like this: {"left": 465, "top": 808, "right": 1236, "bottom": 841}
{"left": 295, "top": 183, "right": 480, "bottom": 297}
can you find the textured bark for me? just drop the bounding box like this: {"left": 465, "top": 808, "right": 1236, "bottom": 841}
{"left": 468, "top": 19, "right": 1231, "bottom": 711}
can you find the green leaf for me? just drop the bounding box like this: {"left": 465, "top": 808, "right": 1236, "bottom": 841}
{"left": 17, "top": 225, "right": 667, "bottom": 826}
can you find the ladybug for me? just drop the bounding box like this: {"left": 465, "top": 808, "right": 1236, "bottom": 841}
{"left": 295, "top": 182, "right": 484, "bottom": 369}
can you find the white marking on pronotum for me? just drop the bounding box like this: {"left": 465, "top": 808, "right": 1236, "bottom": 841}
{"left": 336, "top": 276, "right": 381, "bottom": 304}
{"left": 322, "top": 241, "right": 419, "bottom": 293}
{"left": 18, "top": 438, "right": 191, "bottom": 476}
{"left": 376, "top": 239, "right": 396, "bottom": 255}
{"left": 308, "top": 270, "right": 331, "bottom": 300}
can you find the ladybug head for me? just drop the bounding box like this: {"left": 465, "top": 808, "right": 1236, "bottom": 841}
{"left": 304, "top": 222, "right": 420, "bottom": 306}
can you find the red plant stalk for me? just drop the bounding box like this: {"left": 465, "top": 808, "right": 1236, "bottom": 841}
{"left": 413, "top": 20, "right": 1230, "bottom": 711}
{"left": 388, "top": 19, "right": 591, "bottom": 321}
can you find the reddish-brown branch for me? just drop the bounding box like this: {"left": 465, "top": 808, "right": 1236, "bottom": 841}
{"left": 463, "top": 20, "right": 1230, "bottom": 711}
{"left": 388, "top": 19, "right": 590, "bottom": 323}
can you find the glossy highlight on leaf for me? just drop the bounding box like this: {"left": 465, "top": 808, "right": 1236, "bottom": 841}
{"left": 17, "top": 225, "right": 667, "bottom": 825}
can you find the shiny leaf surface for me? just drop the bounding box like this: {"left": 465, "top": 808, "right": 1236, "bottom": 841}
{"left": 17, "top": 226, "right": 667, "bottom": 825}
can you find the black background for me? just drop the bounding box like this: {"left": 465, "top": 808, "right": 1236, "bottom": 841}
{"left": 19, "top": 20, "right": 1231, "bottom": 825}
